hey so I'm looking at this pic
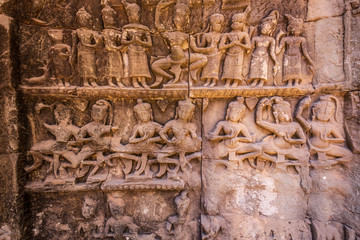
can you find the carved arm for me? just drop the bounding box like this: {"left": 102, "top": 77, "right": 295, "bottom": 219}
{"left": 295, "top": 96, "right": 312, "bottom": 131}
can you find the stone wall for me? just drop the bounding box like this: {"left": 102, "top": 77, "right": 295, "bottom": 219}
{"left": 0, "top": 0, "right": 359, "bottom": 239}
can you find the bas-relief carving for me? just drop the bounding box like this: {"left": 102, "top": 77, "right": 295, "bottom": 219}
{"left": 19, "top": 3, "right": 317, "bottom": 98}
{"left": 296, "top": 95, "right": 352, "bottom": 168}
{"left": 18, "top": 1, "right": 359, "bottom": 239}
{"left": 25, "top": 98, "right": 201, "bottom": 190}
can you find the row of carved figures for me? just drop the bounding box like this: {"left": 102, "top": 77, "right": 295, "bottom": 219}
{"left": 26, "top": 95, "right": 351, "bottom": 187}
{"left": 41, "top": 191, "right": 359, "bottom": 240}
{"left": 24, "top": 1, "right": 314, "bottom": 89}
{"left": 26, "top": 98, "right": 201, "bottom": 184}
{"left": 75, "top": 191, "right": 194, "bottom": 239}
{"left": 209, "top": 95, "right": 352, "bottom": 170}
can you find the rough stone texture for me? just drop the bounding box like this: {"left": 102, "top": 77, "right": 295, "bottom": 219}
{"left": 0, "top": 0, "right": 360, "bottom": 239}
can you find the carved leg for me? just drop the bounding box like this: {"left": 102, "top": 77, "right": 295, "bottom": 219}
{"left": 116, "top": 78, "right": 125, "bottom": 88}
{"left": 53, "top": 153, "right": 60, "bottom": 178}
{"left": 25, "top": 151, "right": 45, "bottom": 172}
{"left": 203, "top": 78, "right": 211, "bottom": 87}
{"left": 231, "top": 79, "right": 239, "bottom": 88}
{"left": 189, "top": 53, "right": 207, "bottom": 83}
{"left": 209, "top": 78, "right": 217, "bottom": 87}
{"left": 107, "top": 77, "right": 116, "bottom": 87}
{"left": 83, "top": 78, "right": 90, "bottom": 87}
{"left": 89, "top": 78, "right": 98, "bottom": 87}
{"left": 327, "top": 145, "right": 353, "bottom": 164}
{"left": 140, "top": 77, "right": 150, "bottom": 89}
{"left": 151, "top": 58, "right": 172, "bottom": 88}
{"left": 257, "top": 79, "right": 265, "bottom": 88}
{"left": 250, "top": 79, "right": 258, "bottom": 87}
{"left": 294, "top": 78, "right": 301, "bottom": 86}
{"left": 224, "top": 79, "right": 231, "bottom": 88}
{"left": 132, "top": 77, "right": 141, "bottom": 88}
{"left": 64, "top": 78, "right": 71, "bottom": 87}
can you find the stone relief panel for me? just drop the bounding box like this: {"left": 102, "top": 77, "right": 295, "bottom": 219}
{"left": 13, "top": 0, "right": 360, "bottom": 239}
{"left": 25, "top": 98, "right": 201, "bottom": 191}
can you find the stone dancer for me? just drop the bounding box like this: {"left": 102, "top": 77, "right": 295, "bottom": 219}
{"left": 190, "top": 13, "right": 225, "bottom": 87}
{"left": 276, "top": 14, "right": 314, "bottom": 86}
{"left": 248, "top": 10, "right": 279, "bottom": 88}
{"left": 101, "top": 4, "right": 126, "bottom": 87}
{"left": 219, "top": 11, "right": 251, "bottom": 88}
{"left": 121, "top": 1, "right": 153, "bottom": 88}
{"left": 73, "top": 7, "right": 102, "bottom": 87}
{"left": 296, "top": 95, "right": 352, "bottom": 168}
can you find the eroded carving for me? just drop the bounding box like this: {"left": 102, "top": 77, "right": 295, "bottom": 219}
{"left": 190, "top": 13, "right": 225, "bottom": 87}
{"left": 166, "top": 191, "right": 197, "bottom": 240}
{"left": 219, "top": 11, "right": 251, "bottom": 88}
{"left": 276, "top": 14, "right": 314, "bottom": 86}
{"left": 296, "top": 95, "right": 352, "bottom": 168}
{"left": 207, "top": 97, "right": 261, "bottom": 168}
{"left": 101, "top": 4, "right": 126, "bottom": 88}
{"left": 73, "top": 8, "right": 102, "bottom": 87}
{"left": 248, "top": 10, "right": 279, "bottom": 88}
{"left": 256, "top": 97, "right": 311, "bottom": 191}
{"left": 152, "top": 0, "right": 207, "bottom": 88}
{"left": 122, "top": 1, "right": 152, "bottom": 88}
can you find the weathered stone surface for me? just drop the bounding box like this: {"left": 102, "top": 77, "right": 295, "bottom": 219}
{"left": 1, "top": 0, "right": 360, "bottom": 239}
{"left": 307, "top": 0, "right": 345, "bottom": 21}
{"left": 314, "top": 17, "right": 344, "bottom": 84}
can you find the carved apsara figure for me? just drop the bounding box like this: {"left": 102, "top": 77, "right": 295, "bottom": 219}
{"left": 296, "top": 95, "right": 352, "bottom": 168}
{"left": 166, "top": 191, "right": 196, "bottom": 240}
{"left": 63, "top": 100, "right": 118, "bottom": 182}
{"left": 104, "top": 193, "right": 139, "bottom": 238}
{"left": 101, "top": 4, "right": 126, "bottom": 87}
{"left": 248, "top": 10, "right": 279, "bottom": 87}
{"left": 47, "top": 29, "right": 72, "bottom": 87}
{"left": 276, "top": 14, "right": 314, "bottom": 86}
{"left": 122, "top": 2, "right": 153, "bottom": 88}
{"left": 207, "top": 97, "right": 261, "bottom": 167}
{"left": 151, "top": 0, "right": 207, "bottom": 88}
{"left": 73, "top": 7, "right": 102, "bottom": 87}
{"left": 124, "top": 99, "right": 163, "bottom": 178}
{"left": 219, "top": 11, "right": 251, "bottom": 88}
{"left": 256, "top": 97, "right": 308, "bottom": 164}
{"left": 77, "top": 196, "right": 105, "bottom": 239}
{"left": 25, "top": 103, "right": 79, "bottom": 179}
{"left": 256, "top": 97, "right": 311, "bottom": 191}
{"left": 156, "top": 99, "right": 201, "bottom": 178}
{"left": 190, "top": 13, "right": 225, "bottom": 87}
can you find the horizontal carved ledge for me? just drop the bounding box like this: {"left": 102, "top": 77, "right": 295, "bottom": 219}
{"left": 25, "top": 179, "right": 184, "bottom": 193}
{"left": 190, "top": 85, "right": 315, "bottom": 98}
{"left": 19, "top": 83, "right": 348, "bottom": 99}
{"left": 18, "top": 85, "right": 189, "bottom": 100}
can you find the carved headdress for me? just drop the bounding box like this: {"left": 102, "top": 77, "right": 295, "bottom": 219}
{"left": 176, "top": 98, "right": 195, "bottom": 121}
{"left": 231, "top": 6, "right": 250, "bottom": 23}
{"left": 102, "top": 4, "right": 117, "bottom": 18}
{"left": 285, "top": 14, "right": 303, "bottom": 34}
{"left": 261, "top": 10, "right": 279, "bottom": 34}
{"left": 134, "top": 99, "right": 153, "bottom": 122}
{"left": 312, "top": 95, "right": 340, "bottom": 122}
{"left": 226, "top": 97, "right": 246, "bottom": 121}
{"left": 271, "top": 97, "right": 292, "bottom": 123}
{"left": 92, "top": 100, "right": 113, "bottom": 125}
{"left": 53, "top": 103, "right": 73, "bottom": 123}
{"left": 76, "top": 7, "right": 92, "bottom": 26}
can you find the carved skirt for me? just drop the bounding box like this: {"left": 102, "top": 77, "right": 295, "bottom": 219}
{"left": 221, "top": 52, "right": 244, "bottom": 81}
{"left": 201, "top": 52, "right": 222, "bottom": 80}
{"left": 283, "top": 53, "right": 302, "bottom": 82}
{"left": 78, "top": 49, "right": 97, "bottom": 79}
{"left": 248, "top": 54, "right": 269, "bottom": 82}
{"left": 128, "top": 47, "right": 151, "bottom": 79}
{"left": 105, "top": 50, "right": 123, "bottom": 78}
